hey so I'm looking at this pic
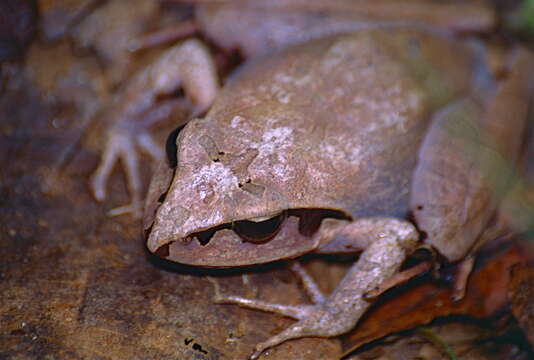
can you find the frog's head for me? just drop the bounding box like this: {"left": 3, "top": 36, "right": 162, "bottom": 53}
{"left": 144, "top": 117, "right": 351, "bottom": 267}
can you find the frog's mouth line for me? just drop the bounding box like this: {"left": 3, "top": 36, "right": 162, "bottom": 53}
{"left": 153, "top": 208, "right": 351, "bottom": 265}
{"left": 189, "top": 208, "right": 350, "bottom": 247}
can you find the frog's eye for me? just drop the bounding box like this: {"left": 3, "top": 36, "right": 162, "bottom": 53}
{"left": 165, "top": 124, "right": 187, "bottom": 168}
{"left": 233, "top": 212, "right": 286, "bottom": 244}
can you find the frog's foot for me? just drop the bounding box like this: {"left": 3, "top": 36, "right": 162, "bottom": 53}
{"left": 213, "top": 263, "right": 341, "bottom": 359}
{"left": 89, "top": 126, "right": 164, "bottom": 218}
{"left": 214, "top": 218, "right": 420, "bottom": 359}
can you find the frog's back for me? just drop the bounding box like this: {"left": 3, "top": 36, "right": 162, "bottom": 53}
{"left": 178, "top": 29, "right": 481, "bottom": 225}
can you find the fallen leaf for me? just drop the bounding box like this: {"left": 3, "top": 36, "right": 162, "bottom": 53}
{"left": 341, "top": 240, "right": 528, "bottom": 357}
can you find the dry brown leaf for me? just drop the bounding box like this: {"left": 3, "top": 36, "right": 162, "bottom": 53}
{"left": 341, "top": 241, "right": 528, "bottom": 357}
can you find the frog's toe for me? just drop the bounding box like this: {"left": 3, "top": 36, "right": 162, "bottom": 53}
{"left": 215, "top": 292, "right": 346, "bottom": 359}
{"left": 89, "top": 143, "right": 120, "bottom": 202}
{"left": 211, "top": 262, "right": 324, "bottom": 320}
{"left": 214, "top": 293, "right": 316, "bottom": 320}
{"left": 137, "top": 132, "right": 164, "bottom": 161}
{"left": 245, "top": 301, "right": 356, "bottom": 360}
{"left": 89, "top": 170, "right": 108, "bottom": 202}
{"left": 90, "top": 129, "right": 146, "bottom": 217}
{"left": 107, "top": 202, "right": 143, "bottom": 218}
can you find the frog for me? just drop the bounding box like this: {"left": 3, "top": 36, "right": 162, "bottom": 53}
{"left": 142, "top": 17, "right": 534, "bottom": 360}
{"left": 88, "top": 0, "right": 499, "bottom": 217}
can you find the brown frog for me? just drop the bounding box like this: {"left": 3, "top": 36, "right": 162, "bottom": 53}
{"left": 142, "top": 12, "right": 534, "bottom": 360}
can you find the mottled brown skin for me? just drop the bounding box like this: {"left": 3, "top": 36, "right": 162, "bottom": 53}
{"left": 144, "top": 27, "right": 533, "bottom": 359}
{"left": 147, "top": 30, "right": 474, "bottom": 261}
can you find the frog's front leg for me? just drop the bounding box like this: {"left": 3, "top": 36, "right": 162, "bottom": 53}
{"left": 214, "top": 217, "right": 419, "bottom": 359}
{"left": 89, "top": 39, "right": 218, "bottom": 217}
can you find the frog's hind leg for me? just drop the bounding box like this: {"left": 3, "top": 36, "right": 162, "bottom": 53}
{"left": 213, "top": 217, "right": 419, "bottom": 359}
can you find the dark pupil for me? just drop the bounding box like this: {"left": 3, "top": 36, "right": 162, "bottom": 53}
{"left": 233, "top": 214, "right": 285, "bottom": 243}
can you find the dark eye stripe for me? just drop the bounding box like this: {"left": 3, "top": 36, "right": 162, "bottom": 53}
{"left": 165, "top": 124, "right": 187, "bottom": 168}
